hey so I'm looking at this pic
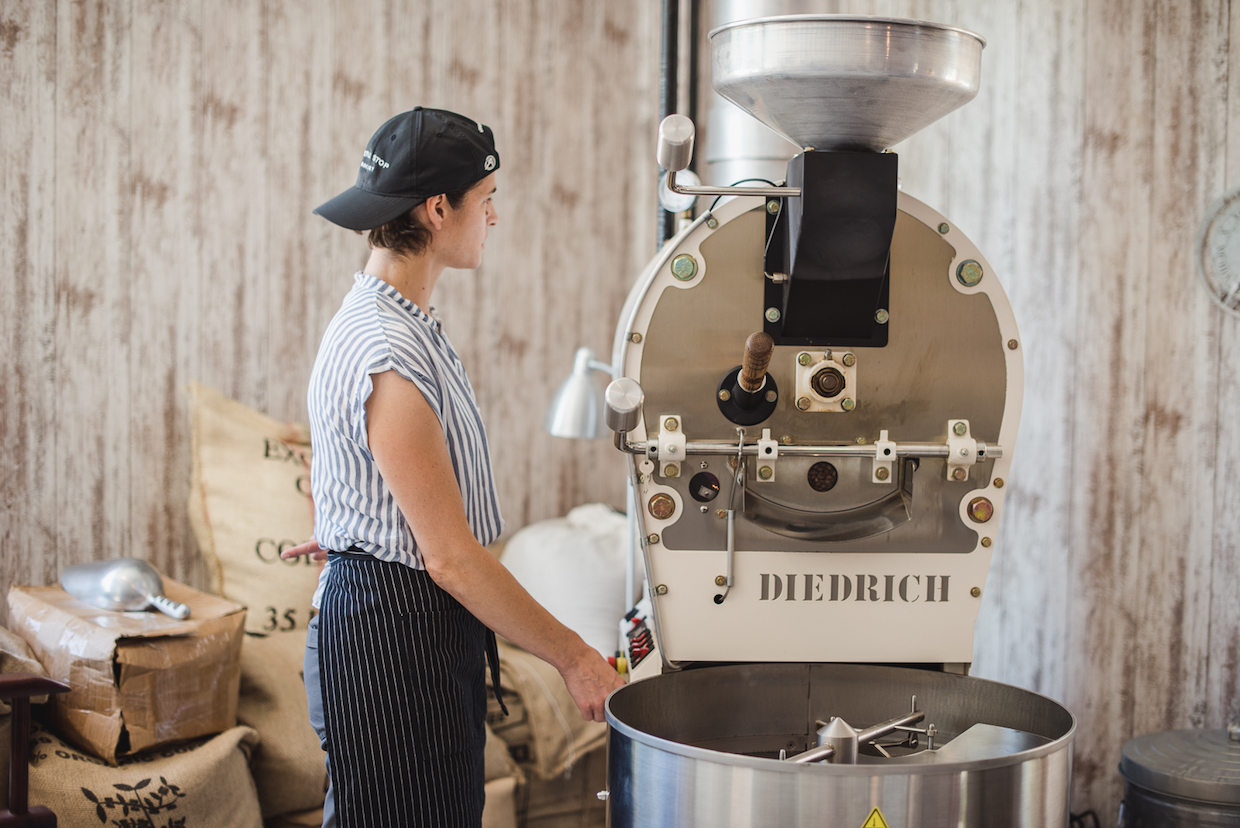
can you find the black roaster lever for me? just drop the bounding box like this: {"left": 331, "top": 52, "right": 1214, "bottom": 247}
{"left": 717, "top": 332, "right": 779, "bottom": 425}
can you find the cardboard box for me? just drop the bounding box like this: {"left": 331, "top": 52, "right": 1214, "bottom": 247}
{"left": 7, "top": 578, "right": 245, "bottom": 765}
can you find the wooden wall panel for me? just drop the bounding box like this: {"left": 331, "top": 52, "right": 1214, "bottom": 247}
{"left": 1206, "top": 0, "right": 1240, "bottom": 740}
{"left": 128, "top": 0, "right": 203, "bottom": 586}
{"left": 0, "top": 0, "right": 57, "bottom": 592}
{"left": 1133, "top": 0, "right": 1227, "bottom": 733}
{"left": 200, "top": 0, "right": 268, "bottom": 408}
{"left": 265, "top": 0, "right": 333, "bottom": 422}
{"left": 53, "top": 0, "right": 133, "bottom": 567}
{"left": 1066, "top": 0, "right": 1155, "bottom": 815}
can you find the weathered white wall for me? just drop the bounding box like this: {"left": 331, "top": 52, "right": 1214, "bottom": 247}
{"left": 2, "top": 0, "right": 1238, "bottom": 822}
{"left": 0, "top": 0, "right": 655, "bottom": 590}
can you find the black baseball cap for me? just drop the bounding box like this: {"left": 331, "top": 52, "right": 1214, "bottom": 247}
{"left": 314, "top": 107, "right": 500, "bottom": 231}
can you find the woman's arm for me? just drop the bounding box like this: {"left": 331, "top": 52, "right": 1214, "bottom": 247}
{"left": 365, "top": 368, "right": 624, "bottom": 722}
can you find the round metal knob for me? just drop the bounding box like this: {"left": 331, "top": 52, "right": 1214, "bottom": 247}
{"left": 656, "top": 114, "right": 695, "bottom": 172}
{"left": 604, "top": 377, "right": 644, "bottom": 433}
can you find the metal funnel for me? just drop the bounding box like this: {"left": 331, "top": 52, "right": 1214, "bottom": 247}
{"left": 710, "top": 15, "right": 985, "bottom": 153}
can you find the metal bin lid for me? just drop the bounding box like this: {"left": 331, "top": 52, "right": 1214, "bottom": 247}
{"left": 1120, "top": 727, "right": 1240, "bottom": 805}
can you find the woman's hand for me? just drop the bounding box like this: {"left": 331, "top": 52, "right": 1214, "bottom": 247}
{"left": 280, "top": 539, "right": 329, "bottom": 562}
{"left": 559, "top": 647, "right": 627, "bottom": 722}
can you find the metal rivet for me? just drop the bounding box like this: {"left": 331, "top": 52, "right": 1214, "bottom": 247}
{"left": 647, "top": 534, "right": 660, "bottom": 545}
{"left": 765, "top": 307, "right": 781, "bottom": 323}
{"left": 654, "top": 583, "right": 668, "bottom": 595}
{"left": 796, "top": 397, "right": 811, "bottom": 411}
{"left": 715, "top": 509, "right": 726, "bottom": 519}
{"left": 841, "top": 398, "right": 856, "bottom": 412}
{"left": 938, "top": 223, "right": 950, "bottom": 234}
{"left": 875, "top": 467, "right": 890, "bottom": 481}
{"left": 765, "top": 390, "right": 777, "bottom": 403}
{"left": 700, "top": 462, "right": 708, "bottom": 469}
{"left": 671, "top": 254, "right": 698, "bottom": 281}
{"left": 664, "top": 417, "right": 679, "bottom": 431}
{"left": 780, "top": 435, "right": 791, "bottom": 444}
{"left": 798, "top": 352, "right": 812, "bottom": 366}
{"left": 766, "top": 200, "right": 780, "bottom": 215}
{"left": 971, "top": 587, "right": 982, "bottom": 598}
{"left": 665, "top": 463, "right": 680, "bottom": 477}
{"left": 875, "top": 309, "right": 889, "bottom": 324}
{"left": 981, "top": 537, "right": 992, "bottom": 547}
{"left": 629, "top": 332, "right": 643, "bottom": 344}
{"left": 842, "top": 353, "right": 856, "bottom": 367}
{"left": 856, "top": 437, "right": 867, "bottom": 445}
{"left": 648, "top": 493, "right": 676, "bottom": 520}
{"left": 758, "top": 466, "right": 773, "bottom": 480}
{"left": 706, "top": 216, "right": 719, "bottom": 229}
{"left": 718, "top": 389, "right": 731, "bottom": 401}
{"left": 968, "top": 497, "right": 995, "bottom": 523}
{"left": 994, "top": 478, "right": 1005, "bottom": 488}
{"left": 956, "top": 260, "right": 984, "bottom": 287}
{"left": 953, "top": 422, "right": 968, "bottom": 436}
{"left": 1007, "top": 339, "right": 1018, "bottom": 350}
{"left": 715, "top": 575, "right": 726, "bottom": 586}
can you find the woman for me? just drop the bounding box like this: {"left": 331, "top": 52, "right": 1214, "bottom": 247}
{"left": 291, "top": 107, "right": 624, "bottom": 828}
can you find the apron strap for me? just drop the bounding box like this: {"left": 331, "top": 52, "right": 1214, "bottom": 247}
{"left": 485, "top": 628, "right": 509, "bottom": 717}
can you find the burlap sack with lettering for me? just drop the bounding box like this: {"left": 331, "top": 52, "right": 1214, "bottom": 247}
{"left": 486, "top": 641, "right": 607, "bottom": 781}
{"left": 187, "top": 382, "right": 319, "bottom": 636}
{"left": 28, "top": 722, "right": 262, "bottom": 828}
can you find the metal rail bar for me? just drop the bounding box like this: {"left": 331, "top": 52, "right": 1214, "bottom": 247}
{"left": 615, "top": 433, "right": 1003, "bottom": 461}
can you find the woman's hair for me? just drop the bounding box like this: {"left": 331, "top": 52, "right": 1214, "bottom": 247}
{"left": 367, "top": 184, "right": 473, "bottom": 256}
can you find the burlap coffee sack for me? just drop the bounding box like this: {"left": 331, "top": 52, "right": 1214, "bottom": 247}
{"left": 235, "top": 630, "right": 326, "bottom": 818}
{"left": 522, "top": 743, "right": 607, "bottom": 828}
{"left": 483, "top": 776, "right": 518, "bottom": 828}
{"left": 187, "top": 383, "right": 319, "bottom": 636}
{"left": 486, "top": 641, "right": 606, "bottom": 781}
{"left": 28, "top": 722, "right": 262, "bottom": 828}
{"left": 486, "top": 721, "right": 523, "bottom": 784}
{"left": 265, "top": 807, "right": 323, "bottom": 828}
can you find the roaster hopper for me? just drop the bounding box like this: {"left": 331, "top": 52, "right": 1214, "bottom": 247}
{"left": 600, "top": 16, "right": 1075, "bottom": 828}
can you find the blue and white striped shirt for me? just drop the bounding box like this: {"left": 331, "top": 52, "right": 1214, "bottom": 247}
{"left": 307, "top": 272, "right": 504, "bottom": 605}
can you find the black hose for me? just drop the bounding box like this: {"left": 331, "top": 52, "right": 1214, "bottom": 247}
{"left": 656, "top": 0, "right": 679, "bottom": 249}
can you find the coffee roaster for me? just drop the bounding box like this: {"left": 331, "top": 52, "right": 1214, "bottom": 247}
{"left": 598, "top": 16, "right": 1075, "bottom": 827}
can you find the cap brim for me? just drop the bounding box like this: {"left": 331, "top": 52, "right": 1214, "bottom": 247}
{"left": 313, "top": 187, "right": 424, "bottom": 231}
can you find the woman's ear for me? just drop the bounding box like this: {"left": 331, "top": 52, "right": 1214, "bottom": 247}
{"left": 421, "top": 194, "right": 448, "bottom": 230}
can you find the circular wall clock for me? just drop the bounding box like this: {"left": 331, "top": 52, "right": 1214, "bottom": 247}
{"left": 1198, "top": 186, "right": 1240, "bottom": 317}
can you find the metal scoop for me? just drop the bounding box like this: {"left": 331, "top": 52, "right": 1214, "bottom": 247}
{"left": 60, "top": 558, "right": 191, "bottom": 620}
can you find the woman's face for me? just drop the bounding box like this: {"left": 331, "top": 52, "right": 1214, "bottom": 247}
{"left": 437, "top": 173, "right": 498, "bottom": 270}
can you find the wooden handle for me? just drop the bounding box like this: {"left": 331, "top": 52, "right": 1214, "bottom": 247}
{"left": 739, "top": 332, "right": 774, "bottom": 393}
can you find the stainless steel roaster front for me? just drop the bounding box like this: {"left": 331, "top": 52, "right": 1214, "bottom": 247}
{"left": 597, "top": 14, "right": 1076, "bottom": 828}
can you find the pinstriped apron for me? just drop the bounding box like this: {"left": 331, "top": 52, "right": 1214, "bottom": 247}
{"left": 318, "top": 550, "right": 507, "bottom": 828}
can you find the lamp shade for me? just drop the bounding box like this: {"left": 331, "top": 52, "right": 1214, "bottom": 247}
{"left": 544, "top": 347, "right": 609, "bottom": 439}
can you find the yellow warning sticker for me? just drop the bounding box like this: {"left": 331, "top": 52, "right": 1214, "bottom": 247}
{"left": 861, "top": 807, "right": 890, "bottom": 828}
